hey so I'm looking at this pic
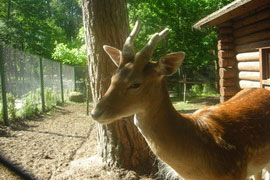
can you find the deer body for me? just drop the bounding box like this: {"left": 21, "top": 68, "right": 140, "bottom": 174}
{"left": 134, "top": 82, "right": 270, "bottom": 180}
{"left": 91, "top": 21, "right": 270, "bottom": 180}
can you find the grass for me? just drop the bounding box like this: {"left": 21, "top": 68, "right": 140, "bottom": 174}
{"left": 172, "top": 95, "right": 220, "bottom": 113}
{"left": 173, "top": 101, "right": 206, "bottom": 111}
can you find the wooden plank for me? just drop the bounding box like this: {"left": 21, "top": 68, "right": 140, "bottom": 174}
{"left": 233, "top": 8, "right": 270, "bottom": 29}
{"left": 219, "top": 68, "right": 237, "bottom": 79}
{"left": 219, "top": 78, "right": 236, "bottom": 87}
{"left": 233, "top": 19, "right": 270, "bottom": 38}
{"left": 219, "top": 58, "right": 236, "bottom": 67}
{"left": 236, "top": 52, "right": 259, "bottom": 61}
{"left": 193, "top": 0, "right": 269, "bottom": 29}
{"left": 218, "top": 27, "right": 233, "bottom": 34}
{"left": 218, "top": 35, "right": 234, "bottom": 42}
{"left": 239, "top": 71, "right": 260, "bottom": 81}
{"left": 234, "top": 31, "right": 270, "bottom": 45}
{"left": 220, "top": 86, "right": 238, "bottom": 97}
{"left": 235, "top": 40, "right": 270, "bottom": 53}
{"left": 238, "top": 61, "right": 260, "bottom": 71}
{"left": 239, "top": 80, "right": 260, "bottom": 89}
{"left": 218, "top": 50, "right": 235, "bottom": 58}
{"left": 218, "top": 41, "right": 234, "bottom": 50}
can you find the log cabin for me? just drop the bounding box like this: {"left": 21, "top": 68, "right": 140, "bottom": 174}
{"left": 193, "top": 0, "right": 270, "bottom": 102}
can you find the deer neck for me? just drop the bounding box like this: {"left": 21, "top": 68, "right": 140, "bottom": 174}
{"left": 134, "top": 79, "right": 201, "bottom": 161}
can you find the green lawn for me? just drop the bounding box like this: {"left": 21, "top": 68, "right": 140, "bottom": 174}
{"left": 172, "top": 96, "right": 220, "bottom": 113}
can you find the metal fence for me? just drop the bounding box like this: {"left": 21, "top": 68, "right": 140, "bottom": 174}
{"left": 0, "top": 44, "right": 87, "bottom": 125}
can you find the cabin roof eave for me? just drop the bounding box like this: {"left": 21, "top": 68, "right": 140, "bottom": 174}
{"left": 193, "top": 0, "right": 269, "bottom": 29}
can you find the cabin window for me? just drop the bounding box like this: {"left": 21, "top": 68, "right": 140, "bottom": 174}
{"left": 259, "top": 47, "right": 270, "bottom": 88}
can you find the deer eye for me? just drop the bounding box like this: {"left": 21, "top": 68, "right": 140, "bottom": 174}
{"left": 128, "top": 83, "right": 141, "bottom": 89}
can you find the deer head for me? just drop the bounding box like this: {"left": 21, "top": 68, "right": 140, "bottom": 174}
{"left": 91, "top": 21, "right": 185, "bottom": 124}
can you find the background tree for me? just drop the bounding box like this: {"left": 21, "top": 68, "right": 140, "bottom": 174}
{"left": 81, "top": 0, "right": 154, "bottom": 172}
{"left": 0, "top": 0, "right": 85, "bottom": 65}
{"left": 127, "top": 0, "right": 233, "bottom": 82}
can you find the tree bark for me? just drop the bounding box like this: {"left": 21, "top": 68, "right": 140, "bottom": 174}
{"left": 81, "top": 0, "right": 154, "bottom": 172}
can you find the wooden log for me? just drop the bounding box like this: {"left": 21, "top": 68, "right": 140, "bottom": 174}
{"left": 218, "top": 41, "right": 234, "bottom": 50}
{"left": 218, "top": 21, "right": 232, "bottom": 28}
{"left": 219, "top": 58, "right": 236, "bottom": 68}
{"left": 218, "top": 27, "right": 233, "bottom": 34}
{"left": 233, "top": 8, "right": 270, "bottom": 29}
{"left": 235, "top": 40, "right": 270, "bottom": 53}
{"left": 236, "top": 52, "right": 259, "bottom": 61}
{"left": 220, "top": 86, "right": 238, "bottom": 97}
{"left": 264, "top": 86, "right": 270, "bottom": 90}
{"left": 219, "top": 78, "right": 236, "bottom": 87}
{"left": 219, "top": 68, "right": 236, "bottom": 79}
{"left": 233, "top": 19, "right": 270, "bottom": 38}
{"left": 239, "top": 80, "right": 260, "bottom": 89}
{"left": 220, "top": 96, "right": 233, "bottom": 103}
{"left": 239, "top": 71, "right": 260, "bottom": 81}
{"left": 237, "top": 61, "right": 260, "bottom": 71}
{"left": 234, "top": 31, "right": 270, "bottom": 45}
{"left": 218, "top": 35, "right": 234, "bottom": 43}
{"left": 218, "top": 50, "right": 235, "bottom": 58}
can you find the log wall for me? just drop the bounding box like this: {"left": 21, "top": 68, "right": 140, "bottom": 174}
{"left": 233, "top": 7, "right": 270, "bottom": 53}
{"left": 216, "top": 5, "right": 270, "bottom": 102}
{"left": 217, "top": 22, "right": 238, "bottom": 103}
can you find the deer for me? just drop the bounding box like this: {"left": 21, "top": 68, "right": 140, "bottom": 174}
{"left": 91, "top": 21, "right": 270, "bottom": 180}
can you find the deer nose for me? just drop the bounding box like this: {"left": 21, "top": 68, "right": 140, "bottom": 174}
{"left": 91, "top": 108, "right": 104, "bottom": 120}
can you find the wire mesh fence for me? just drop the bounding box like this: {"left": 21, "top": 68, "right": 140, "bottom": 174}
{"left": 0, "top": 44, "right": 88, "bottom": 125}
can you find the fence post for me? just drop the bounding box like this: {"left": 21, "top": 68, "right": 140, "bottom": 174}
{"left": 39, "top": 57, "right": 45, "bottom": 112}
{"left": 59, "top": 63, "right": 64, "bottom": 103}
{"left": 183, "top": 74, "right": 187, "bottom": 102}
{"left": 0, "top": 44, "right": 9, "bottom": 125}
{"left": 74, "top": 67, "right": 76, "bottom": 91}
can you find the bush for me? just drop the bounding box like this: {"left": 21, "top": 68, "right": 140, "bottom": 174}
{"left": 18, "top": 90, "right": 40, "bottom": 119}
{"left": 189, "top": 83, "right": 217, "bottom": 97}
{"left": 0, "top": 93, "right": 16, "bottom": 123}
{"left": 69, "top": 91, "right": 85, "bottom": 102}
{"left": 7, "top": 93, "right": 16, "bottom": 119}
{"left": 44, "top": 88, "right": 60, "bottom": 110}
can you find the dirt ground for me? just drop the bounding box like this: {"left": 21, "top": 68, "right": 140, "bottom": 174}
{"left": 0, "top": 104, "right": 160, "bottom": 180}
{"left": 0, "top": 97, "right": 220, "bottom": 180}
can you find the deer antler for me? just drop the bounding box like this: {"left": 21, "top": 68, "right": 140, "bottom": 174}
{"left": 122, "top": 21, "right": 141, "bottom": 63}
{"left": 136, "top": 28, "right": 169, "bottom": 63}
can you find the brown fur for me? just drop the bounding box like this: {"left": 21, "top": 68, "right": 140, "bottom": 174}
{"left": 91, "top": 24, "right": 270, "bottom": 180}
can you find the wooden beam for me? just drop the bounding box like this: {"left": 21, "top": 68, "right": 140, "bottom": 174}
{"left": 219, "top": 68, "right": 237, "bottom": 79}
{"left": 239, "top": 71, "right": 260, "bottom": 81}
{"left": 238, "top": 61, "right": 260, "bottom": 71}
{"left": 218, "top": 35, "right": 234, "bottom": 42}
{"left": 220, "top": 86, "right": 238, "bottom": 97}
{"left": 218, "top": 50, "right": 235, "bottom": 58}
{"left": 239, "top": 80, "right": 260, "bottom": 89}
{"left": 233, "top": 8, "right": 270, "bottom": 29}
{"left": 235, "top": 40, "right": 270, "bottom": 53}
{"left": 219, "top": 78, "right": 236, "bottom": 87}
{"left": 233, "top": 19, "right": 270, "bottom": 38}
{"left": 235, "top": 31, "right": 270, "bottom": 45}
{"left": 236, "top": 52, "right": 259, "bottom": 61}
{"left": 218, "top": 27, "right": 233, "bottom": 34}
{"left": 219, "top": 58, "right": 236, "bottom": 67}
{"left": 218, "top": 42, "right": 234, "bottom": 50}
{"left": 193, "top": 0, "right": 269, "bottom": 29}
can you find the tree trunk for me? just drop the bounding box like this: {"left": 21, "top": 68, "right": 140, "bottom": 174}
{"left": 81, "top": 0, "right": 154, "bottom": 173}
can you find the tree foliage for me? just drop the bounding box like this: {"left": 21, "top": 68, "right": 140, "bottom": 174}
{"left": 0, "top": 0, "right": 84, "bottom": 64}
{"left": 0, "top": 0, "right": 234, "bottom": 68}
{"left": 127, "top": 0, "right": 233, "bottom": 79}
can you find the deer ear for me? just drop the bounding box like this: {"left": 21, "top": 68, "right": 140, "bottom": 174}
{"left": 103, "top": 45, "right": 122, "bottom": 67}
{"left": 157, "top": 52, "right": 185, "bottom": 76}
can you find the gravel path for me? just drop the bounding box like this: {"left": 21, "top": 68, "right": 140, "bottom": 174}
{"left": 0, "top": 104, "right": 156, "bottom": 180}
